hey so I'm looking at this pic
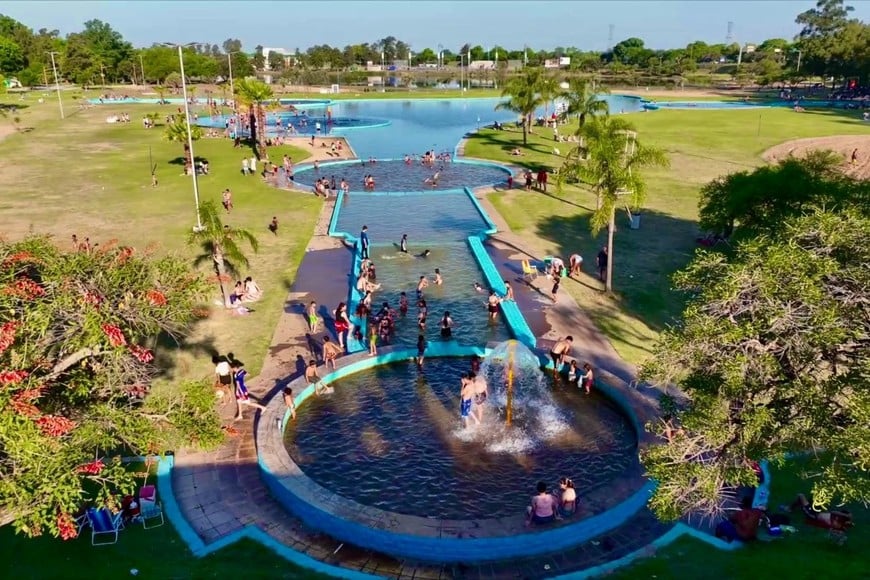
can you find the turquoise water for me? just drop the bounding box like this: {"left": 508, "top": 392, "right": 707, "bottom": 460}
{"left": 365, "top": 243, "right": 511, "bottom": 348}
{"left": 295, "top": 159, "right": 510, "bottom": 192}
{"left": 285, "top": 357, "right": 637, "bottom": 518}
{"left": 334, "top": 191, "right": 491, "bottom": 243}
{"left": 196, "top": 114, "right": 390, "bottom": 134}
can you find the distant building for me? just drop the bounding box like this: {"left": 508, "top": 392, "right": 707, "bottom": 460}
{"left": 260, "top": 47, "right": 296, "bottom": 70}
{"left": 468, "top": 60, "right": 495, "bottom": 71}
{"left": 544, "top": 57, "right": 571, "bottom": 69}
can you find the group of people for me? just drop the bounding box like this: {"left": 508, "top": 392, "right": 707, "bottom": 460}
{"left": 459, "top": 363, "right": 489, "bottom": 427}
{"left": 525, "top": 478, "right": 578, "bottom": 526}
{"left": 213, "top": 354, "right": 266, "bottom": 420}
{"left": 229, "top": 276, "right": 263, "bottom": 305}
{"left": 549, "top": 336, "right": 595, "bottom": 393}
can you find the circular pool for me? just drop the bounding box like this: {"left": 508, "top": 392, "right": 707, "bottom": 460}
{"left": 293, "top": 159, "right": 511, "bottom": 192}
{"left": 283, "top": 357, "right": 637, "bottom": 519}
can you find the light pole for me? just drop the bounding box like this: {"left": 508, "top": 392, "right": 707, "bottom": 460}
{"left": 163, "top": 42, "right": 203, "bottom": 231}
{"left": 227, "top": 51, "right": 240, "bottom": 129}
{"left": 795, "top": 49, "right": 803, "bottom": 72}
{"left": 47, "top": 51, "right": 64, "bottom": 119}
{"left": 139, "top": 53, "right": 146, "bottom": 85}
{"left": 437, "top": 44, "right": 443, "bottom": 68}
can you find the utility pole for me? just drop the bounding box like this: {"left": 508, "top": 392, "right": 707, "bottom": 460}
{"left": 227, "top": 51, "right": 238, "bottom": 127}
{"left": 100, "top": 63, "right": 106, "bottom": 88}
{"left": 139, "top": 54, "right": 146, "bottom": 85}
{"left": 47, "top": 51, "right": 64, "bottom": 119}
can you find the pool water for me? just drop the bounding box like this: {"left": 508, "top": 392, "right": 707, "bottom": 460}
{"left": 364, "top": 243, "right": 511, "bottom": 348}
{"left": 297, "top": 159, "right": 509, "bottom": 192}
{"left": 196, "top": 114, "right": 390, "bottom": 134}
{"left": 284, "top": 357, "right": 637, "bottom": 519}
{"left": 644, "top": 100, "right": 768, "bottom": 110}
{"left": 334, "top": 191, "right": 491, "bottom": 243}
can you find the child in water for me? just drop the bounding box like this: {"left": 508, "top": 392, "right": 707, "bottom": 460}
{"left": 399, "top": 292, "right": 409, "bottom": 316}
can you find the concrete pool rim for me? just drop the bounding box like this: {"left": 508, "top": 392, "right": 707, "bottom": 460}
{"left": 256, "top": 344, "right": 654, "bottom": 564}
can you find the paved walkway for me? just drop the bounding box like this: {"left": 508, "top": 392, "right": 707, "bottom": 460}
{"left": 170, "top": 184, "right": 671, "bottom": 577}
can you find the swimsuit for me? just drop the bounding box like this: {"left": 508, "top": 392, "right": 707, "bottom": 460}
{"left": 488, "top": 302, "right": 498, "bottom": 314}
{"left": 308, "top": 314, "right": 318, "bottom": 326}
{"left": 460, "top": 397, "right": 472, "bottom": 418}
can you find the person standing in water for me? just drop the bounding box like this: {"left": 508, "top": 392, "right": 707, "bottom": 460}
{"left": 440, "top": 311, "right": 454, "bottom": 339}
{"left": 460, "top": 374, "right": 478, "bottom": 427}
{"left": 416, "top": 333, "right": 427, "bottom": 368}
{"left": 581, "top": 363, "right": 594, "bottom": 394}
{"left": 434, "top": 268, "right": 443, "bottom": 285}
{"left": 399, "top": 233, "right": 408, "bottom": 253}
{"left": 472, "top": 372, "right": 488, "bottom": 423}
{"left": 550, "top": 336, "right": 573, "bottom": 378}
{"left": 487, "top": 291, "right": 501, "bottom": 321}
{"left": 416, "top": 275, "right": 429, "bottom": 299}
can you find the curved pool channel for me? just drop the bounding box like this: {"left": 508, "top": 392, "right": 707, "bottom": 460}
{"left": 251, "top": 95, "right": 658, "bottom": 566}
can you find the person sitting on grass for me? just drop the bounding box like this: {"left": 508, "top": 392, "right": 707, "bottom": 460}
{"left": 784, "top": 493, "right": 854, "bottom": 532}
{"left": 715, "top": 496, "right": 766, "bottom": 543}
{"left": 242, "top": 277, "right": 262, "bottom": 302}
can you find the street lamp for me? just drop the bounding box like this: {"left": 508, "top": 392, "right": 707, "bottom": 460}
{"left": 227, "top": 51, "right": 241, "bottom": 129}
{"left": 162, "top": 42, "right": 203, "bottom": 231}
{"left": 139, "top": 53, "right": 146, "bottom": 85}
{"left": 47, "top": 51, "right": 64, "bottom": 119}
{"left": 793, "top": 49, "right": 803, "bottom": 72}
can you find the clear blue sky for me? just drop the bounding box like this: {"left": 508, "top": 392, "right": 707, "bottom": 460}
{"left": 3, "top": 1, "right": 868, "bottom": 52}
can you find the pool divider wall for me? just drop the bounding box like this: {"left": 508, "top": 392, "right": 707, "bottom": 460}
{"left": 261, "top": 345, "right": 657, "bottom": 564}
{"left": 327, "top": 190, "right": 367, "bottom": 354}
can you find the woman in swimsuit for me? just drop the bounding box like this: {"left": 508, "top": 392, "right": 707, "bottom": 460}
{"left": 487, "top": 291, "right": 501, "bottom": 320}
{"left": 526, "top": 482, "right": 558, "bottom": 526}
{"left": 440, "top": 311, "right": 453, "bottom": 339}
{"left": 333, "top": 302, "right": 350, "bottom": 350}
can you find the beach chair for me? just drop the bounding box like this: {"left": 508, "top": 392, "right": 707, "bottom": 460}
{"left": 138, "top": 485, "right": 164, "bottom": 529}
{"left": 85, "top": 507, "right": 124, "bottom": 545}
{"left": 521, "top": 260, "right": 538, "bottom": 281}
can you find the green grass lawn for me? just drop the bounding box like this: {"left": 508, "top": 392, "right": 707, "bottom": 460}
{"left": 465, "top": 107, "right": 868, "bottom": 364}
{"left": 1, "top": 90, "right": 322, "bottom": 383}
{"left": 611, "top": 460, "right": 870, "bottom": 580}
{"left": 0, "top": 522, "right": 326, "bottom": 579}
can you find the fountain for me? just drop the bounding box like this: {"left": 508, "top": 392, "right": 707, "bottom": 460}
{"left": 483, "top": 339, "right": 546, "bottom": 427}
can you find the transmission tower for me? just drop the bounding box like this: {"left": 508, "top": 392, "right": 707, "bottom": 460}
{"left": 608, "top": 24, "right": 615, "bottom": 50}
{"left": 726, "top": 21, "right": 734, "bottom": 44}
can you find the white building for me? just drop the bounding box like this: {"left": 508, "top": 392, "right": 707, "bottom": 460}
{"left": 260, "top": 47, "right": 294, "bottom": 70}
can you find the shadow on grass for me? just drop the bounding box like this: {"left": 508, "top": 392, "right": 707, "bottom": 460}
{"left": 785, "top": 105, "right": 869, "bottom": 125}
{"left": 534, "top": 208, "right": 699, "bottom": 334}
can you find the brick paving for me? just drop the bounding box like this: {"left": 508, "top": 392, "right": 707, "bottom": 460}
{"left": 169, "top": 187, "right": 672, "bottom": 577}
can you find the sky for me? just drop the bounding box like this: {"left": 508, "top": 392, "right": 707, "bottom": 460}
{"left": 3, "top": 1, "right": 869, "bottom": 52}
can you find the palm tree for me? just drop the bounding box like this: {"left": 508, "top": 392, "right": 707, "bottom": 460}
{"left": 558, "top": 116, "right": 668, "bottom": 293}
{"left": 163, "top": 115, "right": 203, "bottom": 171}
{"left": 495, "top": 67, "right": 544, "bottom": 146}
{"left": 559, "top": 78, "right": 610, "bottom": 130}
{"left": 187, "top": 200, "right": 259, "bottom": 307}
{"left": 235, "top": 78, "right": 274, "bottom": 158}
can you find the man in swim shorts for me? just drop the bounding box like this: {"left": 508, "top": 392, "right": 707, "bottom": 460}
{"left": 305, "top": 359, "right": 332, "bottom": 396}
{"left": 460, "top": 374, "right": 478, "bottom": 427}
{"left": 550, "top": 336, "right": 573, "bottom": 377}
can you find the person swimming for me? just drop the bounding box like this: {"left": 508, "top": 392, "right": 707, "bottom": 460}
{"left": 473, "top": 282, "right": 485, "bottom": 293}
{"left": 416, "top": 249, "right": 431, "bottom": 258}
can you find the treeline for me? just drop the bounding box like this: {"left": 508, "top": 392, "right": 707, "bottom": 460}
{"left": 0, "top": 0, "right": 866, "bottom": 87}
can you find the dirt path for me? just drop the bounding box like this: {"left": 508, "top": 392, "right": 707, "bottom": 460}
{"left": 762, "top": 135, "right": 870, "bottom": 180}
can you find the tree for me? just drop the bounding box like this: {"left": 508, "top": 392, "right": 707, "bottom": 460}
{"left": 0, "top": 236, "right": 220, "bottom": 538}
{"left": 495, "top": 67, "right": 544, "bottom": 145}
{"left": 61, "top": 34, "right": 97, "bottom": 85}
{"left": 78, "top": 19, "right": 132, "bottom": 80}
{"left": 187, "top": 200, "right": 259, "bottom": 307}
{"left": 222, "top": 38, "right": 242, "bottom": 54}
{"left": 537, "top": 73, "right": 561, "bottom": 117}
{"left": 251, "top": 46, "right": 265, "bottom": 70}
{"left": 557, "top": 116, "right": 668, "bottom": 293}
{"left": 612, "top": 37, "right": 647, "bottom": 65}
{"left": 558, "top": 78, "right": 609, "bottom": 129}
{"left": 795, "top": 0, "right": 858, "bottom": 81}
{"left": 640, "top": 209, "right": 870, "bottom": 521}
{"left": 698, "top": 151, "right": 870, "bottom": 238}
{"left": 163, "top": 115, "right": 203, "bottom": 170}
{"left": 267, "top": 50, "right": 285, "bottom": 72}
{"left": 234, "top": 77, "right": 273, "bottom": 158}
{"left": 0, "top": 37, "right": 25, "bottom": 74}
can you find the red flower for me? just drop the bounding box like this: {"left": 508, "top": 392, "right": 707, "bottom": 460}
{"left": 82, "top": 291, "right": 102, "bottom": 307}
{"left": 0, "top": 321, "right": 20, "bottom": 355}
{"left": 11, "top": 386, "right": 45, "bottom": 416}
{"left": 0, "top": 369, "right": 28, "bottom": 385}
{"left": 100, "top": 324, "right": 127, "bottom": 347}
{"left": 35, "top": 415, "right": 77, "bottom": 437}
{"left": 76, "top": 459, "right": 105, "bottom": 475}
{"left": 2, "top": 251, "right": 35, "bottom": 267}
{"left": 129, "top": 345, "right": 154, "bottom": 364}
{"left": 146, "top": 289, "right": 167, "bottom": 306}
{"left": 2, "top": 278, "right": 45, "bottom": 300}
{"left": 56, "top": 512, "right": 78, "bottom": 540}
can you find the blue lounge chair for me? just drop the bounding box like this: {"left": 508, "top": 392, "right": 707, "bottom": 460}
{"left": 86, "top": 507, "right": 124, "bottom": 545}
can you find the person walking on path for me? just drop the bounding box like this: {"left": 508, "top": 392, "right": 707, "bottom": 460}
{"left": 333, "top": 302, "right": 351, "bottom": 350}
{"left": 268, "top": 216, "right": 279, "bottom": 235}
{"left": 360, "top": 225, "right": 370, "bottom": 259}
{"left": 231, "top": 361, "right": 266, "bottom": 420}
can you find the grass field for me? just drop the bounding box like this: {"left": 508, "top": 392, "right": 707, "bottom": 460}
{"left": 1, "top": 89, "right": 321, "bottom": 384}
{"left": 465, "top": 106, "right": 869, "bottom": 363}
{"left": 612, "top": 459, "right": 870, "bottom": 580}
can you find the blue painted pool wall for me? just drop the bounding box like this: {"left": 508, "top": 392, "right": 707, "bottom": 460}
{"left": 327, "top": 190, "right": 366, "bottom": 354}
